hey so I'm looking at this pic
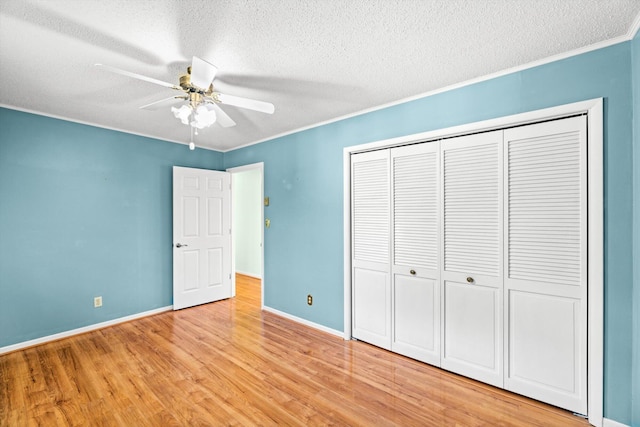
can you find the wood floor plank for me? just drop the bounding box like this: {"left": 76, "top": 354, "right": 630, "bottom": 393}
{"left": 1, "top": 274, "right": 589, "bottom": 426}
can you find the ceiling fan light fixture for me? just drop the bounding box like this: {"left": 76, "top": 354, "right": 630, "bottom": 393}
{"left": 190, "top": 120, "right": 207, "bottom": 130}
{"left": 193, "top": 104, "right": 217, "bottom": 128}
{"left": 171, "top": 105, "right": 192, "bottom": 125}
{"left": 172, "top": 103, "right": 217, "bottom": 129}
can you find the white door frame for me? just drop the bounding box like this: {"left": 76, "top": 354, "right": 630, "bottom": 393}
{"left": 227, "top": 162, "right": 265, "bottom": 308}
{"left": 343, "top": 98, "right": 604, "bottom": 426}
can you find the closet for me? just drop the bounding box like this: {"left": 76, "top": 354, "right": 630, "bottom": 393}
{"left": 350, "top": 115, "right": 587, "bottom": 414}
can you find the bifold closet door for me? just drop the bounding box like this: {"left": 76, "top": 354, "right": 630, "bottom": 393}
{"left": 440, "top": 130, "right": 504, "bottom": 388}
{"left": 391, "top": 143, "right": 440, "bottom": 365}
{"left": 351, "top": 150, "right": 391, "bottom": 349}
{"left": 503, "top": 116, "right": 587, "bottom": 414}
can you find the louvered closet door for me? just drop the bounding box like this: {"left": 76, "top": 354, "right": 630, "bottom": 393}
{"left": 441, "top": 130, "right": 504, "bottom": 387}
{"left": 503, "top": 116, "right": 587, "bottom": 414}
{"left": 391, "top": 143, "right": 440, "bottom": 365}
{"left": 351, "top": 150, "right": 391, "bottom": 349}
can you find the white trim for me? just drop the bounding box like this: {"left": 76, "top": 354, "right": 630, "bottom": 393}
{"left": 343, "top": 146, "right": 353, "bottom": 340}
{"left": 602, "top": 418, "right": 630, "bottom": 427}
{"left": 345, "top": 99, "right": 601, "bottom": 155}
{"left": 343, "top": 98, "right": 603, "bottom": 426}
{"left": 587, "top": 100, "right": 604, "bottom": 427}
{"left": 225, "top": 36, "right": 632, "bottom": 153}
{"left": 235, "top": 270, "right": 262, "bottom": 280}
{"left": 0, "top": 104, "right": 222, "bottom": 152}
{"left": 628, "top": 10, "right": 640, "bottom": 39}
{"left": 0, "top": 305, "right": 173, "bottom": 355}
{"left": 263, "top": 306, "right": 344, "bottom": 338}
{"left": 227, "top": 162, "right": 265, "bottom": 174}
{"left": 3, "top": 17, "right": 637, "bottom": 156}
{"left": 227, "top": 162, "right": 265, "bottom": 307}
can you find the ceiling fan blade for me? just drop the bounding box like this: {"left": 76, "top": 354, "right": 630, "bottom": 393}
{"left": 208, "top": 103, "right": 236, "bottom": 128}
{"left": 95, "top": 64, "right": 181, "bottom": 90}
{"left": 190, "top": 56, "right": 218, "bottom": 90}
{"left": 215, "top": 92, "right": 275, "bottom": 114}
{"left": 139, "top": 95, "right": 188, "bottom": 110}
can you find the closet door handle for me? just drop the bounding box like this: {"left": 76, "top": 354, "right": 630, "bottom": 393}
{"left": 466, "top": 276, "right": 474, "bottom": 283}
{"left": 410, "top": 270, "right": 416, "bottom": 275}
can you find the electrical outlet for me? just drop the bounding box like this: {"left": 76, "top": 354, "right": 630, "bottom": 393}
{"left": 94, "top": 296, "right": 102, "bottom": 308}
{"left": 307, "top": 294, "right": 313, "bottom": 306}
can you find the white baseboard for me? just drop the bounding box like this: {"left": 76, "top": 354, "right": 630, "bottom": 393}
{"left": 603, "top": 418, "right": 630, "bottom": 427}
{"left": 0, "top": 306, "right": 173, "bottom": 355}
{"left": 262, "top": 306, "right": 343, "bottom": 338}
{"left": 235, "top": 270, "right": 262, "bottom": 280}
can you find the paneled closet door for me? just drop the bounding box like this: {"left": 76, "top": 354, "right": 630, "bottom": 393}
{"left": 503, "top": 116, "right": 587, "bottom": 414}
{"left": 391, "top": 143, "right": 440, "bottom": 366}
{"left": 351, "top": 150, "right": 391, "bottom": 349}
{"left": 440, "top": 130, "right": 504, "bottom": 388}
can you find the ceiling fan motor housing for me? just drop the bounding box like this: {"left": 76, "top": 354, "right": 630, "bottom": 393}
{"left": 188, "top": 92, "right": 203, "bottom": 108}
{"left": 179, "top": 73, "right": 191, "bottom": 91}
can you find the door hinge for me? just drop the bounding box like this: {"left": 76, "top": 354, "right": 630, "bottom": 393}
{"left": 229, "top": 273, "right": 232, "bottom": 279}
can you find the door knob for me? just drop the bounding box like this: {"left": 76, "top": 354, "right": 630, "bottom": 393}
{"left": 175, "top": 243, "right": 188, "bottom": 248}
{"left": 410, "top": 270, "right": 416, "bottom": 275}
{"left": 466, "top": 277, "right": 474, "bottom": 283}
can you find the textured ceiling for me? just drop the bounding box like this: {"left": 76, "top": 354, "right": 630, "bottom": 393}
{"left": 1, "top": 0, "right": 639, "bottom": 152}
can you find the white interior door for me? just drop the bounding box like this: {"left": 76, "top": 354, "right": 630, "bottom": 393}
{"left": 440, "top": 130, "right": 504, "bottom": 388}
{"left": 503, "top": 116, "right": 587, "bottom": 414}
{"left": 173, "top": 166, "right": 232, "bottom": 310}
{"left": 391, "top": 143, "right": 440, "bottom": 365}
{"left": 351, "top": 150, "right": 391, "bottom": 349}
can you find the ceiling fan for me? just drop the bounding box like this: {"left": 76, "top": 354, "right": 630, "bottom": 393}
{"left": 95, "top": 56, "right": 274, "bottom": 132}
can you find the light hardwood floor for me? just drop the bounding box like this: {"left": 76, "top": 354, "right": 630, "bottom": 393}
{"left": 1, "top": 274, "right": 589, "bottom": 426}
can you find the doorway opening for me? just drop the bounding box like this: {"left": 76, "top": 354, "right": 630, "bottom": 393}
{"left": 228, "top": 162, "right": 264, "bottom": 308}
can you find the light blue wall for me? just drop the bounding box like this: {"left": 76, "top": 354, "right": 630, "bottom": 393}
{"left": 0, "top": 108, "right": 223, "bottom": 347}
{"left": 232, "top": 169, "right": 262, "bottom": 277}
{"left": 225, "top": 132, "right": 345, "bottom": 330}
{"left": 631, "top": 30, "right": 640, "bottom": 427}
{"left": 0, "top": 39, "right": 636, "bottom": 426}
{"left": 225, "top": 42, "right": 635, "bottom": 424}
